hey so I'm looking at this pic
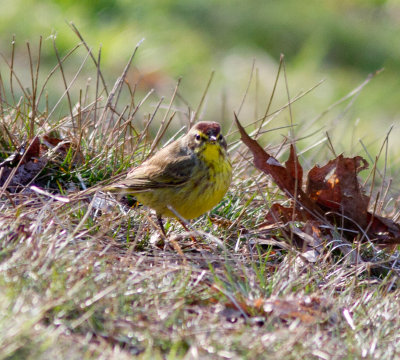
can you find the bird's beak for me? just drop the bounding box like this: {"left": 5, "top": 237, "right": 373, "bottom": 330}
{"left": 209, "top": 135, "right": 217, "bottom": 143}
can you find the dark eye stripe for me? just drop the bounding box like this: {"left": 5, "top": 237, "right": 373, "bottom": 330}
{"left": 195, "top": 133, "right": 208, "bottom": 141}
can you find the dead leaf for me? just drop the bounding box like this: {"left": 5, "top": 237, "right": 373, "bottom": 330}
{"left": 285, "top": 144, "right": 303, "bottom": 189}
{"left": 261, "top": 203, "right": 300, "bottom": 226}
{"left": 41, "top": 134, "right": 83, "bottom": 164}
{"left": 0, "top": 133, "right": 82, "bottom": 192}
{"left": 366, "top": 212, "right": 400, "bottom": 247}
{"left": 0, "top": 136, "right": 41, "bottom": 168}
{"left": 234, "top": 114, "right": 323, "bottom": 219}
{"left": 213, "top": 287, "right": 330, "bottom": 324}
{"left": 235, "top": 115, "right": 400, "bottom": 248}
{"left": 235, "top": 114, "right": 296, "bottom": 195}
{"left": 306, "top": 155, "right": 369, "bottom": 227}
{"left": 209, "top": 215, "right": 234, "bottom": 228}
{"left": 262, "top": 296, "right": 329, "bottom": 323}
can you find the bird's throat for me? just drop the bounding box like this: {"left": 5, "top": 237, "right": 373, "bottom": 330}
{"left": 198, "top": 143, "right": 224, "bottom": 164}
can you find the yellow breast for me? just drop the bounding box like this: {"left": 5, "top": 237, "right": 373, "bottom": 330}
{"left": 135, "top": 143, "right": 232, "bottom": 219}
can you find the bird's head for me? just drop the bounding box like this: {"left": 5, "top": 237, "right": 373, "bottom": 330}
{"left": 187, "top": 121, "right": 227, "bottom": 152}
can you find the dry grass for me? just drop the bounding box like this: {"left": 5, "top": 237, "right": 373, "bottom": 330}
{"left": 1, "top": 32, "right": 400, "bottom": 360}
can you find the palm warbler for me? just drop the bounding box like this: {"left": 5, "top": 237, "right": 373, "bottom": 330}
{"left": 103, "top": 121, "right": 232, "bottom": 233}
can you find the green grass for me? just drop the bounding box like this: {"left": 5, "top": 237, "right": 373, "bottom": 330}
{"left": 1, "top": 34, "right": 400, "bottom": 360}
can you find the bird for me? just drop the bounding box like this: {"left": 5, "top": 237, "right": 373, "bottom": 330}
{"left": 102, "top": 121, "right": 232, "bottom": 235}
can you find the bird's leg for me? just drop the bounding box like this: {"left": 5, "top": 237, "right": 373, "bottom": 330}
{"left": 165, "top": 205, "right": 198, "bottom": 244}
{"left": 158, "top": 215, "right": 188, "bottom": 264}
{"left": 157, "top": 215, "right": 167, "bottom": 237}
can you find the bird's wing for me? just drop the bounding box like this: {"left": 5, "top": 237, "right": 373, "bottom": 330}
{"left": 111, "top": 152, "right": 196, "bottom": 192}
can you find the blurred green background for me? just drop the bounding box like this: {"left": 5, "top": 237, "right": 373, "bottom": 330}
{"left": 1, "top": 0, "right": 400, "bottom": 170}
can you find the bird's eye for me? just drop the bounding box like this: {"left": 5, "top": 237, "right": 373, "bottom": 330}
{"left": 195, "top": 134, "right": 201, "bottom": 141}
